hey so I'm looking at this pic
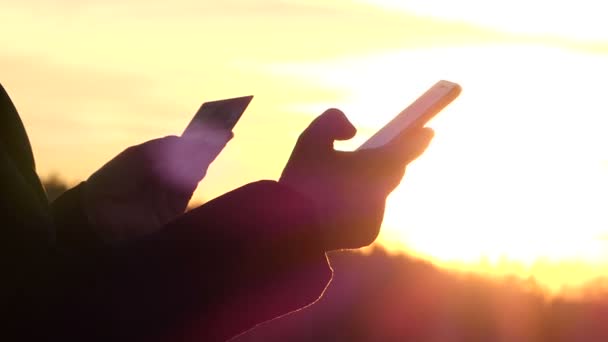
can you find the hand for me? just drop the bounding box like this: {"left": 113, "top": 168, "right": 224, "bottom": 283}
{"left": 84, "top": 128, "right": 233, "bottom": 242}
{"left": 280, "top": 109, "right": 433, "bottom": 251}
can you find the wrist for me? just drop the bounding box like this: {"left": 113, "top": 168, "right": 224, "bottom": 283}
{"left": 276, "top": 179, "right": 332, "bottom": 251}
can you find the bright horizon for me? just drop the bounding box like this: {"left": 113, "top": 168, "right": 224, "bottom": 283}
{"left": 2, "top": 0, "right": 607, "bottom": 295}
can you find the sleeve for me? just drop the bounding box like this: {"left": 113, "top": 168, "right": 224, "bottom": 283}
{"left": 56, "top": 180, "right": 332, "bottom": 342}
{"left": 50, "top": 182, "right": 106, "bottom": 255}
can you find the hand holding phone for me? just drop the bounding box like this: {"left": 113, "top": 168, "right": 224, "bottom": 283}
{"left": 358, "top": 80, "right": 461, "bottom": 150}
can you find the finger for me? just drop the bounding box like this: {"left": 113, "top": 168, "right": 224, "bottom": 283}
{"left": 156, "top": 133, "right": 232, "bottom": 191}
{"left": 183, "top": 128, "right": 233, "bottom": 148}
{"left": 208, "top": 129, "right": 234, "bottom": 146}
{"left": 350, "top": 128, "right": 433, "bottom": 181}
{"left": 346, "top": 147, "right": 406, "bottom": 190}
{"left": 298, "top": 108, "right": 357, "bottom": 150}
{"left": 179, "top": 130, "right": 233, "bottom": 170}
{"left": 383, "top": 127, "right": 435, "bottom": 165}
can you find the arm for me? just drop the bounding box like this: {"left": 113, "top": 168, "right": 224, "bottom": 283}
{"left": 0, "top": 81, "right": 327, "bottom": 341}
{"left": 55, "top": 180, "right": 331, "bottom": 342}
{"left": 6, "top": 157, "right": 329, "bottom": 341}
{"left": 50, "top": 108, "right": 433, "bottom": 341}
{"left": 7, "top": 80, "right": 430, "bottom": 341}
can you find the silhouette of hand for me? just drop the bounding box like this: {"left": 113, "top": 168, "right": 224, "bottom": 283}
{"left": 280, "top": 109, "right": 433, "bottom": 251}
{"left": 84, "top": 129, "right": 232, "bottom": 242}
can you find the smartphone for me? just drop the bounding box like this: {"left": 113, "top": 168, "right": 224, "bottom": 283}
{"left": 357, "top": 80, "right": 461, "bottom": 150}
{"left": 182, "top": 95, "right": 253, "bottom": 137}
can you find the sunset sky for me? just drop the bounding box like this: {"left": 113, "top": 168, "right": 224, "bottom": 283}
{"left": 2, "top": 0, "right": 607, "bottom": 293}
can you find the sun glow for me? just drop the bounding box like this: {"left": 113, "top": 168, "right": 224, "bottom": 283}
{"left": 271, "top": 45, "right": 608, "bottom": 293}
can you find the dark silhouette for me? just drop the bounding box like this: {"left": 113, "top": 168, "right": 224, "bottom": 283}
{"left": 0, "top": 83, "right": 432, "bottom": 341}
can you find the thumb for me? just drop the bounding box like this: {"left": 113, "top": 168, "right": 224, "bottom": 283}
{"left": 299, "top": 108, "right": 357, "bottom": 149}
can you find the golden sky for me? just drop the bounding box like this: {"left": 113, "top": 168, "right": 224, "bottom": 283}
{"left": 2, "top": 0, "right": 607, "bottom": 293}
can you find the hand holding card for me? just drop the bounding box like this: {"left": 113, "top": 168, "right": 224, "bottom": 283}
{"left": 83, "top": 96, "right": 254, "bottom": 242}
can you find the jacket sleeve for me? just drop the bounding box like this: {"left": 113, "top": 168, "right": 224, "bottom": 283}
{"left": 57, "top": 180, "right": 332, "bottom": 342}
{"left": 50, "top": 182, "right": 106, "bottom": 255}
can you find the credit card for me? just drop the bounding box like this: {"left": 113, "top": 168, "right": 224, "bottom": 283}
{"left": 182, "top": 95, "right": 253, "bottom": 136}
